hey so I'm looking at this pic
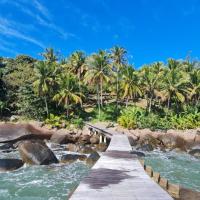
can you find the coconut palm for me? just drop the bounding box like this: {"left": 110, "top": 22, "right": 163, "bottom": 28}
{"left": 68, "top": 51, "right": 86, "bottom": 92}
{"left": 84, "top": 50, "right": 111, "bottom": 117}
{"left": 140, "top": 62, "right": 164, "bottom": 112}
{"left": 33, "top": 61, "right": 56, "bottom": 116}
{"left": 110, "top": 46, "right": 127, "bottom": 107}
{"left": 161, "top": 59, "right": 189, "bottom": 109}
{"left": 187, "top": 68, "right": 200, "bottom": 105}
{"left": 53, "top": 73, "right": 83, "bottom": 118}
{"left": 121, "top": 66, "right": 142, "bottom": 107}
{"left": 41, "top": 48, "right": 58, "bottom": 63}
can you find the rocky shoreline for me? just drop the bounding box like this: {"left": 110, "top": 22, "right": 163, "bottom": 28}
{"left": 0, "top": 122, "right": 109, "bottom": 171}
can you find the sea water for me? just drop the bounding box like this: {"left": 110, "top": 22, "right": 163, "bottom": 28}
{"left": 144, "top": 150, "right": 200, "bottom": 192}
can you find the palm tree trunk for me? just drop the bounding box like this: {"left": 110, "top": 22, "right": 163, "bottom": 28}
{"left": 100, "top": 76, "right": 103, "bottom": 107}
{"left": 44, "top": 96, "right": 49, "bottom": 117}
{"left": 116, "top": 68, "right": 119, "bottom": 108}
{"left": 167, "top": 97, "right": 170, "bottom": 109}
{"left": 148, "top": 97, "right": 152, "bottom": 113}
{"left": 126, "top": 97, "right": 129, "bottom": 108}
{"left": 97, "top": 84, "right": 101, "bottom": 119}
{"left": 66, "top": 97, "right": 69, "bottom": 118}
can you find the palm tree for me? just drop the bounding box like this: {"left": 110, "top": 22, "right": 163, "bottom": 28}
{"left": 110, "top": 46, "right": 127, "bottom": 107}
{"left": 84, "top": 50, "right": 111, "bottom": 117}
{"left": 187, "top": 68, "right": 200, "bottom": 105}
{"left": 140, "top": 62, "right": 163, "bottom": 112}
{"left": 33, "top": 61, "right": 56, "bottom": 116}
{"left": 121, "top": 66, "right": 142, "bottom": 107}
{"left": 161, "top": 59, "right": 189, "bottom": 109}
{"left": 53, "top": 73, "right": 83, "bottom": 118}
{"left": 41, "top": 48, "right": 58, "bottom": 63}
{"left": 68, "top": 51, "right": 86, "bottom": 92}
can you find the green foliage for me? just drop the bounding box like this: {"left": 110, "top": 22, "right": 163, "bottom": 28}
{"left": 70, "top": 117, "right": 84, "bottom": 129}
{"left": 91, "top": 103, "right": 121, "bottom": 122}
{"left": 118, "top": 106, "right": 145, "bottom": 129}
{"left": 118, "top": 106, "right": 200, "bottom": 130}
{"left": 45, "top": 114, "right": 68, "bottom": 128}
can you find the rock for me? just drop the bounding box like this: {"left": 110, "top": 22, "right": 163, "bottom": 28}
{"left": 90, "top": 135, "right": 99, "bottom": 144}
{"left": 61, "top": 154, "right": 87, "bottom": 163}
{"left": 66, "top": 143, "right": 79, "bottom": 152}
{"left": 78, "top": 135, "right": 91, "bottom": 145}
{"left": 138, "top": 134, "right": 161, "bottom": 151}
{"left": 159, "top": 134, "right": 177, "bottom": 150}
{"left": 159, "top": 134, "right": 186, "bottom": 150}
{"left": 128, "top": 136, "right": 137, "bottom": 146}
{"left": 130, "top": 150, "right": 145, "bottom": 157}
{"left": 137, "top": 144, "right": 154, "bottom": 151}
{"left": 0, "top": 123, "right": 54, "bottom": 143}
{"left": 86, "top": 151, "right": 100, "bottom": 166}
{"left": 189, "top": 148, "right": 200, "bottom": 158}
{"left": 78, "top": 146, "right": 95, "bottom": 154}
{"left": 0, "top": 159, "right": 24, "bottom": 171}
{"left": 18, "top": 140, "right": 59, "bottom": 165}
{"left": 50, "top": 132, "right": 77, "bottom": 144}
{"left": 0, "top": 143, "right": 14, "bottom": 150}
{"left": 94, "top": 143, "right": 108, "bottom": 152}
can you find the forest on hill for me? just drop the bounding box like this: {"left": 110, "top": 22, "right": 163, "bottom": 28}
{"left": 0, "top": 47, "right": 199, "bottom": 130}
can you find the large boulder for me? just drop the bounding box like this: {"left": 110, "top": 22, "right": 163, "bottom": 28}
{"left": 60, "top": 154, "right": 87, "bottom": 163}
{"left": 18, "top": 140, "right": 59, "bottom": 165}
{"left": 0, "top": 123, "right": 54, "bottom": 143}
{"left": 0, "top": 159, "right": 24, "bottom": 171}
{"left": 159, "top": 134, "right": 186, "bottom": 151}
{"left": 50, "top": 131, "right": 77, "bottom": 144}
{"left": 90, "top": 135, "right": 99, "bottom": 144}
{"left": 78, "top": 135, "right": 91, "bottom": 145}
{"left": 138, "top": 134, "right": 161, "bottom": 151}
{"left": 86, "top": 151, "right": 100, "bottom": 166}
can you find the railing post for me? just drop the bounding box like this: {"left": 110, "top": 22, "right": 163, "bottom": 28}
{"left": 103, "top": 136, "right": 107, "bottom": 143}
{"left": 99, "top": 134, "right": 103, "bottom": 143}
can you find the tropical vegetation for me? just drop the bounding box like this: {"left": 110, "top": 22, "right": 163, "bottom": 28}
{"left": 0, "top": 47, "right": 199, "bottom": 129}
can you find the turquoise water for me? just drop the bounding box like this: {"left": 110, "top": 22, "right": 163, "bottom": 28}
{"left": 1, "top": 148, "right": 200, "bottom": 200}
{"left": 0, "top": 149, "right": 89, "bottom": 200}
{"left": 144, "top": 150, "right": 200, "bottom": 192}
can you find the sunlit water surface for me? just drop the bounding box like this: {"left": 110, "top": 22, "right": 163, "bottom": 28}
{"left": 144, "top": 150, "right": 200, "bottom": 192}
{"left": 0, "top": 149, "right": 89, "bottom": 200}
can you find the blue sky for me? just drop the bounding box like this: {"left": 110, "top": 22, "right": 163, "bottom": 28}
{"left": 0, "top": 0, "right": 200, "bottom": 67}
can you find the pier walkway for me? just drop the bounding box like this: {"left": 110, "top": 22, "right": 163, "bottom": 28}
{"left": 70, "top": 125, "right": 173, "bottom": 200}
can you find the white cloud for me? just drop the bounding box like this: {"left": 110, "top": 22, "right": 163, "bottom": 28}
{"left": 0, "top": 17, "right": 45, "bottom": 48}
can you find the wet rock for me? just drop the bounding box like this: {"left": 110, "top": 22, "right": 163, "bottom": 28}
{"left": 0, "top": 159, "right": 24, "bottom": 171}
{"left": 130, "top": 150, "right": 145, "bottom": 157}
{"left": 66, "top": 143, "right": 79, "bottom": 152}
{"left": 159, "top": 134, "right": 177, "bottom": 149}
{"left": 0, "top": 123, "right": 54, "bottom": 143}
{"left": 86, "top": 151, "right": 100, "bottom": 166}
{"left": 18, "top": 140, "right": 59, "bottom": 165}
{"left": 94, "top": 143, "right": 108, "bottom": 152}
{"left": 50, "top": 132, "right": 77, "bottom": 144}
{"left": 137, "top": 144, "right": 154, "bottom": 151}
{"left": 138, "top": 134, "right": 160, "bottom": 151}
{"left": 78, "top": 146, "right": 95, "bottom": 154}
{"left": 189, "top": 148, "right": 200, "bottom": 158}
{"left": 78, "top": 135, "right": 91, "bottom": 145}
{"left": 128, "top": 136, "right": 137, "bottom": 146}
{"left": 0, "top": 143, "right": 14, "bottom": 150}
{"left": 90, "top": 135, "right": 99, "bottom": 144}
{"left": 60, "top": 154, "right": 87, "bottom": 163}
